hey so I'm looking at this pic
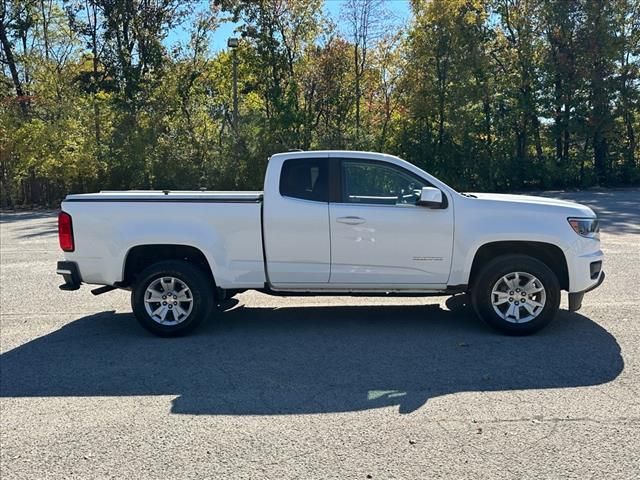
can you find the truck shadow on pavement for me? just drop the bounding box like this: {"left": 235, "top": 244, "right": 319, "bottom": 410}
{"left": 0, "top": 303, "right": 623, "bottom": 415}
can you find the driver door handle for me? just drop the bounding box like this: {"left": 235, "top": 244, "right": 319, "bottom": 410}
{"left": 336, "top": 216, "right": 366, "bottom": 225}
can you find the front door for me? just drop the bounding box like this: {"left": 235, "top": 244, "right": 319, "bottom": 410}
{"left": 329, "top": 158, "right": 454, "bottom": 285}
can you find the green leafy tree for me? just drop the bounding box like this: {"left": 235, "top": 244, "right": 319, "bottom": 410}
{"left": 1, "top": 0, "right": 638, "bottom": 208}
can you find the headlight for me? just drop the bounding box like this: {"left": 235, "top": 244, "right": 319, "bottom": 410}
{"left": 568, "top": 217, "right": 599, "bottom": 238}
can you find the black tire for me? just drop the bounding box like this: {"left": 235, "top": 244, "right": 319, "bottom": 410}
{"left": 471, "top": 254, "right": 560, "bottom": 335}
{"left": 131, "top": 260, "right": 214, "bottom": 337}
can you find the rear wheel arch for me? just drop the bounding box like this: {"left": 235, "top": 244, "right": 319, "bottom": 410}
{"left": 122, "top": 244, "right": 216, "bottom": 289}
{"left": 468, "top": 241, "right": 569, "bottom": 291}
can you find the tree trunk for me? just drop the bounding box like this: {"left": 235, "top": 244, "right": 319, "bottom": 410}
{"left": 591, "top": 70, "right": 608, "bottom": 185}
{"left": 0, "top": 22, "right": 25, "bottom": 98}
{"left": 554, "top": 75, "right": 564, "bottom": 164}
{"left": 354, "top": 43, "right": 361, "bottom": 143}
{"left": 531, "top": 114, "right": 544, "bottom": 164}
{"left": 89, "top": 3, "right": 101, "bottom": 155}
{"left": 625, "top": 111, "right": 636, "bottom": 173}
{"left": 563, "top": 92, "right": 571, "bottom": 171}
{"left": 40, "top": 0, "right": 50, "bottom": 60}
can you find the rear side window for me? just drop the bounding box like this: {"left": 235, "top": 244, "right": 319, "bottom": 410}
{"left": 279, "top": 158, "right": 329, "bottom": 202}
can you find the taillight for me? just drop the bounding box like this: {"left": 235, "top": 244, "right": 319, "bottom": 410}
{"left": 58, "top": 211, "right": 74, "bottom": 252}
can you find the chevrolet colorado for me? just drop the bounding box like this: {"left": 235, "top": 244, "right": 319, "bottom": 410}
{"left": 56, "top": 150, "right": 604, "bottom": 336}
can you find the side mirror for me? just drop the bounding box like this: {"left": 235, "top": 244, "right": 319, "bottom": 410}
{"left": 417, "top": 187, "right": 444, "bottom": 208}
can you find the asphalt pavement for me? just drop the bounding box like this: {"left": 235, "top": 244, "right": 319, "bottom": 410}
{"left": 1, "top": 189, "right": 639, "bottom": 479}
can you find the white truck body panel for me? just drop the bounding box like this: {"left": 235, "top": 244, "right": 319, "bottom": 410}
{"left": 59, "top": 150, "right": 603, "bottom": 297}
{"left": 325, "top": 151, "right": 455, "bottom": 285}
{"left": 61, "top": 194, "right": 266, "bottom": 288}
{"left": 328, "top": 202, "right": 454, "bottom": 284}
{"left": 262, "top": 152, "right": 332, "bottom": 285}
{"left": 447, "top": 193, "right": 601, "bottom": 292}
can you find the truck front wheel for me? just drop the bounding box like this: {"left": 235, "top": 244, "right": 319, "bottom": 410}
{"left": 471, "top": 254, "right": 560, "bottom": 335}
{"left": 131, "top": 260, "right": 213, "bottom": 337}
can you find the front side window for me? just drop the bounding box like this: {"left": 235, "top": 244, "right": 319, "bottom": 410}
{"left": 279, "top": 158, "right": 329, "bottom": 202}
{"left": 342, "top": 160, "right": 428, "bottom": 205}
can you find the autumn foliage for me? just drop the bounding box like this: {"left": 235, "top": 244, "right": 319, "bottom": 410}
{"left": 1, "top": 0, "right": 638, "bottom": 207}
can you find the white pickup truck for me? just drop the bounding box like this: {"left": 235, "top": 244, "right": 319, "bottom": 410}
{"left": 56, "top": 150, "right": 604, "bottom": 336}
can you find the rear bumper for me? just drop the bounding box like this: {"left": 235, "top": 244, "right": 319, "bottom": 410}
{"left": 57, "top": 261, "right": 81, "bottom": 291}
{"left": 568, "top": 271, "right": 605, "bottom": 312}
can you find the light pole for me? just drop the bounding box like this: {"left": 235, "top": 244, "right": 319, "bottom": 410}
{"left": 227, "top": 37, "right": 239, "bottom": 133}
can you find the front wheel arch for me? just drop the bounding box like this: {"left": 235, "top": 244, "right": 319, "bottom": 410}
{"left": 468, "top": 241, "right": 569, "bottom": 291}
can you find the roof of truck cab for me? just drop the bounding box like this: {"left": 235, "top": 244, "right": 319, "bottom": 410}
{"left": 270, "top": 150, "right": 400, "bottom": 160}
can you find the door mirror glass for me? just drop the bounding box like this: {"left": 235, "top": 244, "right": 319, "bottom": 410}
{"left": 417, "top": 187, "right": 443, "bottom": 208}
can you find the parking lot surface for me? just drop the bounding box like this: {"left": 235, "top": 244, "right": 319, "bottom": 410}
{"left": 1, "top": 189, "right": 639, "bottom": 479}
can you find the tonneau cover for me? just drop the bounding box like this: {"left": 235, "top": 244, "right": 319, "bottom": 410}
{"left": 64, "top": 190, "right": 264, "bottom": 202}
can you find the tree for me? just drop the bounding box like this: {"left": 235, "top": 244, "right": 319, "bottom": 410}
{"left": 1, "top": 0, "right": 639, "bottom": 208}
{"left": 543, "top": 0, "right": 580, "bottom": 179}
{"left": 218, "top": 0, "right": 323, "bottom": 151}
{"left": 0, "top": 1, "right": 26, "bottom": 98}
{"left": 580, "top": 0, "right": 619, "bottom": 185}
{"left": 615, "top": 0, "right": 640, "bottom": 181}
{"left": 342, "top": 0, "right": 385, "bottom": 145}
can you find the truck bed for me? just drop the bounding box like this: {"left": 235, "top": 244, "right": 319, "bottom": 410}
{"left": 60, "top": 190, "right": 266, "bottom": 288}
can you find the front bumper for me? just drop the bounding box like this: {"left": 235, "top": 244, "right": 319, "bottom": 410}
{"left": 568, "top": 271, "right": 605, "bottom": 312}
{"left": 57, "top": 261, "right": 81, "bottom": 291}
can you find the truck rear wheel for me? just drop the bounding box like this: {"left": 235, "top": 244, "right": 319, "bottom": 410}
{"left": 471, "top": 254, "right": 560, "bottom": 335}
{"left": 131, "top": 260, "right": 213, "bottom": 337}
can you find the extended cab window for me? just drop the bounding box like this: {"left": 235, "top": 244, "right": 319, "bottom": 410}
{"left": 342, "top": 160, "right": 428, "bottom": 205}
{"left": 280, "top": 158, "right": 329, "bottom": 202}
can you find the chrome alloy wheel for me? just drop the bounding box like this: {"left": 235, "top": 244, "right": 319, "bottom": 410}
{"left": 491, "top": 272, "right": 546, "bottom": 324}
{"left": 144, "top": 276, "right": 194, "bottom": 325}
